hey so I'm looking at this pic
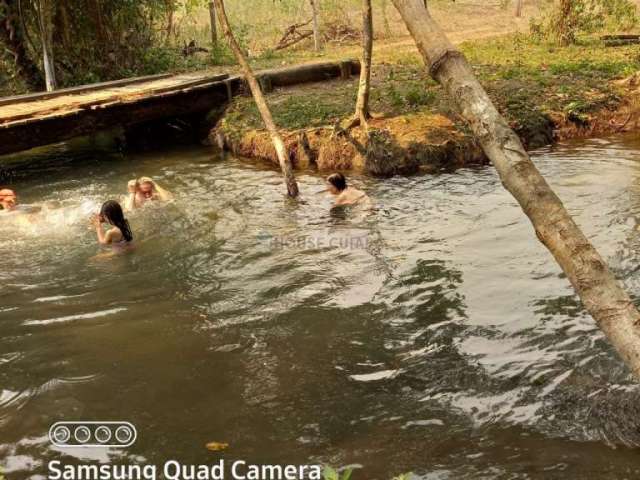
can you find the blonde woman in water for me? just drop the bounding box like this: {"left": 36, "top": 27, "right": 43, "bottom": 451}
{"left": 124, "top": 176, "right": 173, "bottom": 210}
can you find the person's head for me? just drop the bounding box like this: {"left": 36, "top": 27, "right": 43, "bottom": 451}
{"left": 326, "top": 173, "right": 347, "bottom": 195}
{"left": 137, "top": 177, "right": 156, "bottom": 199}
{"left": 100, "top": 200, "right": 133, "bottom": 242}
{"left": 0, "top": 189, "right": 17, "bottom": 210}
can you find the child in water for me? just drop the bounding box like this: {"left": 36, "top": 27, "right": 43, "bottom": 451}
{"left": 0, "top": 189, "right": 18, "bottom": 211}
{"left": 326, "top": 173, "right": 370, "bottom": 207}
{"left": 91, "top": 200, "right": 133, "bottom": 245}
{"left": 125, "top": 176, "right": 173, "bottom": 210}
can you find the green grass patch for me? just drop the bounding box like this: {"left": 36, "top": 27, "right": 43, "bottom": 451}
{"left": 223, "top": 32, "right": 639, "bottom": 143}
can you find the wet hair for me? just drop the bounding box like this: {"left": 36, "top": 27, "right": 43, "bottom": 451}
{"left": 137, "top": 176, "right": 173, "bottom": 201}
{"left": 100, "top": 200, "right": 133, "bottom": 242}
{"left": 327, "top": 173, "right": 347, "bottom": 192}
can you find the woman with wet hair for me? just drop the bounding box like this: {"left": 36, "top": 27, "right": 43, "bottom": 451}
{"left": 92, "top": 200, "right": 133, "bottom": 245}
{"left": 124, "top": 176, "right": 173, "bottom": 210}
{"left": 326, "top": 173, "right": 369, "bottom": 207}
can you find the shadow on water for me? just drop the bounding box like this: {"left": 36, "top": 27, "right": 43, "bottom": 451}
{"left": 2, "top": 134, "right": 640, "bottom": 479}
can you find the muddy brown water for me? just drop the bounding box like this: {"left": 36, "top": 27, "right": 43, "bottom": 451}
{"left": 1, "top": 134, "right": 640, "bottom": 479}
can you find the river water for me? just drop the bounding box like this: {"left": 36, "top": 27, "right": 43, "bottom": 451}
{"left": 1, "top": 135, "right": 640, "bottom": 479}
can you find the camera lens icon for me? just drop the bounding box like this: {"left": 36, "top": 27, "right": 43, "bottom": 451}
{"left": 52, "top": 425, "right": 71, "bottom": 444}
{"left": 49, "top": 422, "right": 136, "bottom": 448}
{"left": 95, "top": 426, "right": 111, "bottom": 444}
{"left": 115, "top": 425, "right": 134, "bottom": 444}
{"left": 74, "top": 426, "right": 91, "bottom": 443}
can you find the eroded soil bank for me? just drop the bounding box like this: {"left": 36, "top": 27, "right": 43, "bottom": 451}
{"left": 214, "top": 111, "right": 487, "bottom": 175}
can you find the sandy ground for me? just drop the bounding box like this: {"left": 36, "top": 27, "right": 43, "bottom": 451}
{"left": 256, "top": 0, "right": 543, "bottom": 67}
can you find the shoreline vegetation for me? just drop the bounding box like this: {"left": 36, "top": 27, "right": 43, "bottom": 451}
{"left": 212, "top": 34, "right": 640, "bottom": 174}
{"left": 2, "top": 0, "right": 639, "bottom": 173}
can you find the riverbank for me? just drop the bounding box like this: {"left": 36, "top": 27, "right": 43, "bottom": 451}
{"left": 212, "top": 34, "right": 640, "bottom": 174}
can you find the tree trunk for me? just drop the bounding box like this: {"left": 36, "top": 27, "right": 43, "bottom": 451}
{"left": 514, "top": 0, "right": 523, "bottom": 17}
{"left": 165, "top": 0, "right": 175, "bottom": 44}
{"left": 558, "top": 0, "right": 574, "bottom": 46}
{"left": 35, "top": 0, "right": 55, "bottom": 91}
{"left": 345, "top": 0, "right": 372, "bottom": 130}
{"left": 391, "top": 0, "right": 640, "bottom": 377}
{"left": 208, "top": 1, "right": 217, "bottom": 48}
{"left": 214, "top": 0, "right": 299, "bottom": 198}
{"left": 54, "top": 0, "right": 72, "bottom": 49}
{"left": 381, "top": 0, "right": 392, "bottom": 37}
{"left": 309, "top": 0, "right": 320, "bottom": 51}
{"left": 0, "top": 0, "right": 43, "bottom": 90}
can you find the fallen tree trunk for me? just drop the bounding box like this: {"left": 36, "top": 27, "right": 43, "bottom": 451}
{"left": 275, "top": 19, "right": 313, "bottom": 51}
{"left": 392, "top": 0, "right": 640, "bottom": 377}
{"left": 602, "top": 34, "right": 640, "bottom": 47}
{"left": 214, "top": 0, "right": 299, "bottom": 198}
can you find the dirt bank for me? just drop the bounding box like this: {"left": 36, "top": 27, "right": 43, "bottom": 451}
{"left": 214, "top": 111, "right": 486, "bottom": 175}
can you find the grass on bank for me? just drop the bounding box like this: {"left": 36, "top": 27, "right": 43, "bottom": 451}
{"left": 222, "top": 34, "right": 640, "bottom": 137}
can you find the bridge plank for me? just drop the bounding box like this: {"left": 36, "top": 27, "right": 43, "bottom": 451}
{"left": 0, "top": 59, "right": 359, "bottom": 157}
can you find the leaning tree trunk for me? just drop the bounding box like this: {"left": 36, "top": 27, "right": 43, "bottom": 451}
{"left": 214, "top": 0, "right": 299, "bottom": 198}
{"left": 0, "top": 0, "right": 43, "bottom": 90}
{"left": 392, "top": 0, "right": 640, "bottom": 377}
{"left": 309, "top": 0, "right": 320, "bottom": 51}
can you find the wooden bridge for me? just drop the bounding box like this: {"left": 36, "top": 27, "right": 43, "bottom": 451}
{"left": 0, "top": 59, "right": 359, "bottom": 157}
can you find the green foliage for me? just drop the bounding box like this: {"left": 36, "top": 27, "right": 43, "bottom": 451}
{"left": 276, "top": 97, "right": 349, "bottom": 129}
{"left": 376, "top": 64, "right": 438, "bottom": 113}
{"left": 530, "top": 0, "right": 639, "bottom": 45}
{"left": 323, "top": 466, "right": 352, "bottom": 480}
{"left": 322, "top": 467, "right": 412, "bottom": 480}
{"left": 564, "top": 99, "right": 592, "bottom": 123}
{"left": 0, "top": 0, "right": 235, "bottom": 91}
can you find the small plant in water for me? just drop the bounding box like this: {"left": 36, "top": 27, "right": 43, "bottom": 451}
{"left": 323, "top": 466, "right": 352, "bottom": 480}
{"left": 323, "top": 466, "right": 413, "bottom": 480}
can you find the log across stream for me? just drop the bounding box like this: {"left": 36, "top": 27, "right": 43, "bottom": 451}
{"left": 1, "top": 134, "right": 640, "bottom": 478}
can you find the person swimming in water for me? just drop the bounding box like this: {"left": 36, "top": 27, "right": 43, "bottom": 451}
{"left": 92, "top": 200, "right": 133, "bottom": 245}
{"left": 326, "top": 173, "right": 369, "bottom": 207}
{"left": 125, "top": 176, "right": 173, "bottom": 210}
{"left": 0, "top": 189, "right": 18, "bottom": 211}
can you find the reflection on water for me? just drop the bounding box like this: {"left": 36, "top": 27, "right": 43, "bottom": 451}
{"left": 1, "top": 135, "right": 640, "bottom": 479}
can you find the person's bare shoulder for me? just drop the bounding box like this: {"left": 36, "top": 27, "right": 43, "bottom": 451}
{"left": 105, "top": 227, "right": 123, "bottom": 243}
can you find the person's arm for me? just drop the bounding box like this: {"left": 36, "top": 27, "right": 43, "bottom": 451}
{"left": 92, "top": 215, "right": 109, "bottom": 245}
{"left": 125, "top": 180, "right": 138, "bottom": 211}
{"left": 125, "top": 194, "right": 136, "bottom": 211}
